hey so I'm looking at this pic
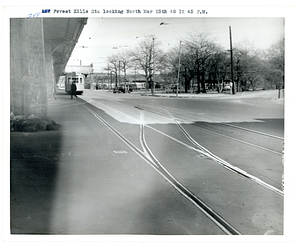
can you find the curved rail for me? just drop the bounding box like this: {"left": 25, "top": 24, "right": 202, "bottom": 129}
{"left": 135, "top": 105, "right": 284, "bottom": 196}
{"left": 80, "top": 101, "right": 242, "bottom": 235}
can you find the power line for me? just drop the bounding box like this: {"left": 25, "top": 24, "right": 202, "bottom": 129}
{"left": 89, "top": 18, "right": 106, "bottom": 39}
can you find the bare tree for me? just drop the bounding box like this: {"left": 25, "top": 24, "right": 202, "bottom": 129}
{"left": 107, "top": 54, "right": 119, "bottom": 87}
{"left": 265, "top": 38, "right": 284, "bottom": 96}
{"left": 184, "top": 32, "right": 220, "bottom": 93}
{"left": 167, "top": 34, "right": 226, "bottom": 93}
{"left": 208, "top": 50, "right": 231, "bottom": 92}
{"left": 166, "top": 47, "right": 184, "bottom": 90}
{"left": 177, "top": 46, "right": 196, "bottom": 93}
{"left": 130, "top": 35, "right": 164, "bottom": 95}
{"left": 118, "top": 50, "right": 133, "bottom": 91}
{"left": 234, "top": 39, "right": 265, "bottom": 91}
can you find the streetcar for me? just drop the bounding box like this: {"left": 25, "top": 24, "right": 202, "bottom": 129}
{"left": 64, "top": 72, "right": 85, "bottom": 95}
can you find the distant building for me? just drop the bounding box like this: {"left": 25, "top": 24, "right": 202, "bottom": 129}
{"left": 133, "top": 80, "right": 146, "bottom": 89}
{"left": 85, "top": 73, "right": 111, "bottom": 89}
{"left": 65, "top": 64, "right": 94, "bottom": 74}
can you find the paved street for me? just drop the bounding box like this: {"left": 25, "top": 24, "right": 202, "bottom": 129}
{"left": 10, "top": 89, "right": 284, "bottom": 236}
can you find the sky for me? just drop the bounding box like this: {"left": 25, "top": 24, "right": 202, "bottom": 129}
{"left": 68, "top": 17, "right": 284, "bottom": 72}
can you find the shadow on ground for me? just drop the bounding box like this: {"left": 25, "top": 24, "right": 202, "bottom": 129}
{"left": 10, "top": 130, "right": 62, "bottom": 234}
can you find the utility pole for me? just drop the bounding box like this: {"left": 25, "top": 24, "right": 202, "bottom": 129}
{"left": 177, "top": 41, "right": 182, "bottom": 98}
{"left": 236, "top": 57, "right": 240, "bottom": 92}
{"left": 229, "top": 26, "right": 235, "bottom": 95}
{"left": 118, "top": 60, "right": 120, "bottom": 87}
{"left": 107, "top": 63, "right": 109, "bottom": 89}
{"left": 279, "top": 37, "right": 285, "bottom": 99}
{"left": 152, "top": 37, "right": 155, "bottom": 95}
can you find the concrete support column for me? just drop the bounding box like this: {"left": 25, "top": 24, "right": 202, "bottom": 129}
{"left": 53, "top": 69, "right": 61, "bottom": 94}
{"left": 10, "top": 18, "right": 47, "bottom": 117}
{"left": 44, "top": 41, "right": 56, "bottom": 100}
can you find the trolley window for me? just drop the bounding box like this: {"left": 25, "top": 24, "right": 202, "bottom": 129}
{"left": 67, "top": 77, "right": 79, "bottom": 83}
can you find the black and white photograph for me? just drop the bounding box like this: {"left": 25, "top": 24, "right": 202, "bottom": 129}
{"left": 1, "top": 1, "right": 297, "bottom": 243}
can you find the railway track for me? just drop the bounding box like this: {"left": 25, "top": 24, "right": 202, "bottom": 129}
{"left": 134, "top": 104, "right": 283, "bottom": 153}
{"left": 76, "top": 97, "right": 283, "bottom": 234}
{"left": 79, "top": 100, "right": 242, "bottom": 235}
{"left": 135, "top": 104, "right": 283, "bottom": 195}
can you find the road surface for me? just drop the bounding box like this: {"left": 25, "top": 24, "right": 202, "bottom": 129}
{"left": 10, "top": 89, "right": 284, "bottom": 236}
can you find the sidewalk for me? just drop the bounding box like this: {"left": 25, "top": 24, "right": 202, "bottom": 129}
{"left": 127, "top": 89, "right": 283, "bottom": 100}
{"left": 10, "top": 93, "right": 70, "bottom": 234}
{"left": 140, "top": 91, "right": 227, "bottom": 98}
